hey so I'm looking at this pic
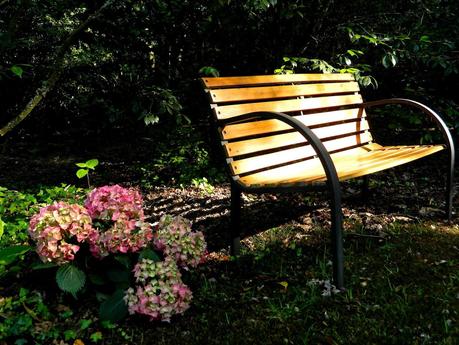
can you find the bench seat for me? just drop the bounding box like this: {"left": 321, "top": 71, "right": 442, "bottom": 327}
{"left": 238, "top": 143, "right": 444, "bottom": 186}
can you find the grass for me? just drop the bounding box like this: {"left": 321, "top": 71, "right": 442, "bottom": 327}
{"left": 114, "top": 220, "right": 458, "bottom": 345}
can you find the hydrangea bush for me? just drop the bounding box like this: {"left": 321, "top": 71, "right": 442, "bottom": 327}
{"left": 28, "top": 185, "right": 206, "bottom": 322}
{"left": 125, "top": 258, "right": 192, "bottom": 321}
{"left": 28, "top": 202, "right": 97, "bottom": 265}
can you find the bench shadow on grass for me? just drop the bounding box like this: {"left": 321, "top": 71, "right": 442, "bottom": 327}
{"left": 146, "top": 187, "right": 325, "bottom": 252}
{"left": 146, "top": 154, "right": 457, "bottom": 255}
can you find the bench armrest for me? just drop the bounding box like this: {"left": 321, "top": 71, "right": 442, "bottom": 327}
{"left": 361, "top": 98, "right": 455, "bottom": 220}
{"left": 361, "top": 98, "right": 455, "bottom": 155}
{"left": 221, "top": 111, "right": 342, "bottom": 195}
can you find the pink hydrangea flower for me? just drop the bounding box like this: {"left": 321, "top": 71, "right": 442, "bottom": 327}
{"left": 85, "top": 185, "right": 153, "bottom": 257}
{"left": 29, "top": 202, "right": 97, "bottom": 265}
{"left": 124, "top": 258, "right": 192, "bottom": 322}
{"left": 85, "top": 184, "right": 144, "bottom": 221}
{"left": 155, "top": 215, "right": 207, "bottom": 269}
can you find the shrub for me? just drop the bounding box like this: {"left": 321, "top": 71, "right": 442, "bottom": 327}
{"left": 26, "top": 185, "right": 206, "bottom": 322}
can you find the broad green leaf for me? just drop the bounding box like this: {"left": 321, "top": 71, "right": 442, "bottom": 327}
{"left": 85, "top": 159, "right": 99, "bottom": 169}
{"left": 56, "top": 264, "right": 86, "bottom": 295}
{"left": 0, "top": 245, "right": 31, "bottom": 265}
{"left": 75, "top": 162, "right": 88, "bottom": 168}
{"left": 76, "top": 169, "right": 88, "bottom": 179}
{"left": 138, "top": 248, "right": 161, "bottom": 262}
{"left": 99, "top": 289, "right": 128, "bottom": 322}
{"left": 10, "top": 65, "right": 23, "bottom": 77}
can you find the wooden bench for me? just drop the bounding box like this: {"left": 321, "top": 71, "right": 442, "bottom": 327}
{"left": 201, "top": 73, "right": 455, "bottom": 289}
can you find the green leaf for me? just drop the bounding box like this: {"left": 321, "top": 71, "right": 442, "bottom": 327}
{"left": 56, "top": 264, "right": 86, "bottom": 295}
{"left": 90, "top": 331, "right": 103, "bottom": 342}
{"left": 420, "top": 35, "right": 431, "bottom": 43}
{"left": 382, "top": 54, "right": 390, "bottom": 68}
{"left": 64, "top": 329, "right": 77, "bottom": 341}
{"left": 75, "top": 162, "right": 88, "bottom": 168}
{"left": 79, "top": 319, "right": 92, "bottom": 330}
{"left": 101, "top": 320, "right": 117, "bottom": 329}
{"left": 99, "top": 289, "right": 128, "bottom": 322}
{"left": 0, "top": 245, "right": 31, "bottom": 266}
{"left": 10, "top": 65, "right": 23, "bottom": 78}
{"left": 76, "top": 169, "right": 88, "bottom": 179}
{"left": 0, "top": 216, "right": 4, "bottom": 239}
{"left": 138, "top": 248, "right": 161, "bottom": 262}
{"left": 85, "top": 159, "right": 99, "bottom": 169}
{"left": 199, "top": 66, "right": 220, "bottom": 77}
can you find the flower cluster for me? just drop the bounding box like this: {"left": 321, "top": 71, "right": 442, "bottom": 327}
{"left": 28, "top": 202, "right": 97, "bottom": 265}
{"left": 84, "top": 185, "right": 144, "bottom": 221}
{"left": 84, "top": 185, "right": 153, "bottom": 257}
{"left": 155, "top": 215, "right": 206, "bottom": 269}
{"left": 124, "top": 258, "right": 192, "bottom": 322}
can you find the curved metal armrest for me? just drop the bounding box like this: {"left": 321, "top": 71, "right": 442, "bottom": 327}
{"left": 360, "top": 98, "right": 455, "bottom": 154}
{"left": 361, "top": 98, "right": 455, "bottom": 221}
{"left": 222, "top": 111, "right": 341, "bottom": 193}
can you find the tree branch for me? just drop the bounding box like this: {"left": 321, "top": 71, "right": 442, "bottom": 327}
{"left": 0, "top": 0, "right": 114, "bottom": 137}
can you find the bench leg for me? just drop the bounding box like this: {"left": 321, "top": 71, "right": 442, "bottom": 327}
{"left": 328, "top": 183, "right": 344, "bottom": 290}
{"left": 447, "top": 153, "right": 454, "bottom": 222}
{"left": 230, "top": 182, "right": 241, "bottom": 256}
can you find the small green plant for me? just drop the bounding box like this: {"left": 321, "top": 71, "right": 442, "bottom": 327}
{"left": 75, "top": 159, "right": 99, "bottom": 188}
{"left": 191, "top": 177, "right": 215, "bottom": 195}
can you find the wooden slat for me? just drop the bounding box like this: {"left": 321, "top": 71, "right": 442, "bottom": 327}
{"left": 230, "top": 133, "right": 376, "bottom": 175}
{"left": 209, "top": 82, "right": 360, "bottom": 103}
{"left": 225, "top": 120, "right": 371, "bottom": 157}
{"left": 202, "top": 73, "right": 355, "bottom": 89}
{"left": 239, "top": 145, "right": 444, "bottom": 186}
{"left": 230, "top": 144, "right": 367, "bottom": 175}
{"left": 222, "top": 108, "right": 367, "bottom": 140}
{"left": 215, "top": 94, "right": 363, "bottom": 120}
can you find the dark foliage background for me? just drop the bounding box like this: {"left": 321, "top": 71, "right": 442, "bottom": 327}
{"left": 0, "top": 0, "right": 458, "bottom": 183}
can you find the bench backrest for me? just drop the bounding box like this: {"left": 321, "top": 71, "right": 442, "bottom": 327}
{"left": 201, "top": 74, "right": 373, "bottom": 180}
